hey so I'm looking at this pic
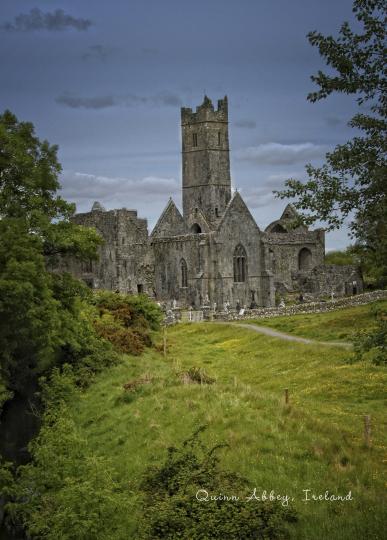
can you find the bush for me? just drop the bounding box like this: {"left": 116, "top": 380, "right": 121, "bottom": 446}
{"left": 90, "top": 291, "right": 162, "bottom": 355}
{"left": 5, "top": 406, "right": 132, "bottom": 540}
{"left": 353, "top": 304, "right": 387, "bottom": 366}
{"left": 181, "top": 367, "right": 215, "bottom": 385}
{"left": 139, "top": 426, "right": 297, "bottom": 539}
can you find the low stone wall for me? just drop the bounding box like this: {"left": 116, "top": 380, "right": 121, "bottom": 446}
{"left": 211, "top": 290, "right": 387, "bottom": 322}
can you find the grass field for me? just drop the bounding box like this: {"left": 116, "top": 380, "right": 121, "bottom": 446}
{"left": 245, "top": 300, "right": 387, "bottom": 342}
{"left": 66, "top": 312, "right": 387, "bottom": 539}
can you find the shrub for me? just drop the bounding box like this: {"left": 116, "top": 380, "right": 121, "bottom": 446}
{"left": 138, "top": 426, "right": 297, "bottom": 539}
{"left": 181, "top": 367, "right": 215, "bottom": 385}
{"left": 90, "top": 291, "right": 162, "bottom": 355}
{"left": 6, "top": 405, "right": 133, "bottom": 540}
{"left": 353, "top": 304, "right": 387, "bottom": 366}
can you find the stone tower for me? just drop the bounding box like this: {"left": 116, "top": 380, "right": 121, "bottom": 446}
{"left": 181, "top": 95, "right": 231, "bottom": 227}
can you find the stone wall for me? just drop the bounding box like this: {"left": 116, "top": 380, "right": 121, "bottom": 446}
{"left": 292, "top": 264, "right": 363, "bottom": 296}
{"left": 68, "top": 205, "right": 154, "bottom": 294}
{"left": 265, "top": 229, "right": 325, "bottom": 292}
{"left": 209, "top": 290, "right": 387, "bottom": 321}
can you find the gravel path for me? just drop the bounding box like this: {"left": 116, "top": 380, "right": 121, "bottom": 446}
{"left": 219, "top": 322, "right": 352, "bottom": 349}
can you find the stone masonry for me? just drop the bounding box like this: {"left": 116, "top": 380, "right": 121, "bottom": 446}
{"left": 64, "top": 96, "right": 363, "bottom": 308}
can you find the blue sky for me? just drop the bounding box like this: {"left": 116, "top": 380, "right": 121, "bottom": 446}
{"left": 0, "top": 0, "right": 359, "bottom": 249}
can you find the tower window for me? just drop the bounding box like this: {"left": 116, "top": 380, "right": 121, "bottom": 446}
{"left": 218, "top": 131, "right": 221, "bottom": 146}
{"left": 181, "top": 258, "right": 188, "bottom": 288}
{"left": 192, "top": 133, "right": 198, "bottom": 147}
{"left": 233, "top": 244, "right": 247, "bottom": 282}
{"left": 215, "top": 207, "right": 219, "bottom": 218}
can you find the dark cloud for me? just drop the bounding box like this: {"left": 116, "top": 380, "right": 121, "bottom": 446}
{"left": 82, "top": 45, "right": 117, "bottom": 62}
{"left": 1, "top": 8, "right": 92, "bottom": 32}
{"left": 55, "top": 92, "right": 182, "bottom": 109}
{"left": 234, "top": 119, "right": 256, "bottom": 129}
{"left": 235, "top": 142, "right": 326, "bottom": 165}
{"left": 56, "top": 95, "right": 115, "bottom": 109}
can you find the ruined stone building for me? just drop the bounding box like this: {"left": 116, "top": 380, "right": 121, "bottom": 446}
{"left": 67, "top": 96, "right": 362, "bottom": 308}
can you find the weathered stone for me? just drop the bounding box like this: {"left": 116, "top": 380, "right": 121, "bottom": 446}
{"left": 63, "top": 96, "right": 363, "bottom": 308}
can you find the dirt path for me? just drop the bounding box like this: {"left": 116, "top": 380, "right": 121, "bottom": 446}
{"left": 218, "top": 322, "right": 352, "bottom": 349}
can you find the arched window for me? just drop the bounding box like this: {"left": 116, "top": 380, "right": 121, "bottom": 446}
{"left": 191, "top": 223, "right": 201, "bottom": 234}
{"left": 298, "top": 247, "right": 312, "bottom": 271}
{"left": 181, "top": 258, "right": 188, "bottom": 287}
{"left": 272, "top": 223, "right": 287, "bottom": 233}
{"left": 233, "top": 244, "right": 247, "bottom": 282}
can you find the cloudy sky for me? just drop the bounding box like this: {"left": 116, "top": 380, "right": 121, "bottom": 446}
{"left": 1, "top": 0, "right": 359, "bottom": 249}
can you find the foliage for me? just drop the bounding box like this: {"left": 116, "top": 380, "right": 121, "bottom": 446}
{"left": 324, "top": 247, "right": 357, "bottom": 266}
{"left": 276, "top": 0, "right": 387, "bottom": 286}
{"left": 5, "top": 406, "right": 132, "bottom": 540}
{"left": 353, "top": 303, "right": 387, "bottom": 364}
{"left": 139, "top": 426, "right": 297, "bottom": 539}
{"left": 0, "top": 111, "right": 103, "bottom": 393}
{"left": 0, "top": 110, "right": 102, "bottom": 260}
{"left": 91, "top": 291, "right": 162, "bottom": 355}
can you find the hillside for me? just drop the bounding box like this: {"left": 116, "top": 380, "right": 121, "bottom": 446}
{"left": 59, "top": 305, "right": 387, "bottom": 539}
{"left": 246, "top": 300, "right": 387, "bottom": 342}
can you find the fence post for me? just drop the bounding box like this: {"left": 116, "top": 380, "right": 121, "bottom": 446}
{"left": 364, "top": 415, "right": 371, "bottom": 447}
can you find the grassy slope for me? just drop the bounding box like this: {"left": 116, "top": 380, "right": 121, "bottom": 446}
{"left": 245, "top": 300, "right": 387, "bottom": 342}
{"left": 69, "top": 319, "right": 387, "bottom": 540}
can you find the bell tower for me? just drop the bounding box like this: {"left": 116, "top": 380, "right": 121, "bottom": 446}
{"left": 181, "top": 95, "right": 231, "bottom": 225}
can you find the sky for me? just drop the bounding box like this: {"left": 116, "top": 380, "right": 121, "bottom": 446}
{"left": 0, "top": 0, "right": 360, "bottom": 250}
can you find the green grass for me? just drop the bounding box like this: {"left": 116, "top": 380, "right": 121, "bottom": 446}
{"left": 245, "top": 300, "right": 387, "bottom": 343}
{"left": 66, "top": 320, "right": 387, "bottom": 540}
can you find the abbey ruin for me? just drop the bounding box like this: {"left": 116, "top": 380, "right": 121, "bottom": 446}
{"left": 66, "top": 96, "right": 362, "bottom": 308}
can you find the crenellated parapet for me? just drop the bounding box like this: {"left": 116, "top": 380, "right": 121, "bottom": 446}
{"left": 181, "top": 95, "right": 228, "bottom": 125}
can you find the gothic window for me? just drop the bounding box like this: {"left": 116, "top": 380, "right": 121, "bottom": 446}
{"left": 192, "top": 133, "right": 198, "bottom": 147}
{"left": 272, "top": 223, "right": 287, "bottom": 233}
{"left": 191, "top": 223, "right": 201, "bottom": 234}
{"left": 233, "top": 244, "right": 247, "bottom": 282}
{"left": 298, "top": 247, "right": 312, "bottom": 271}
{"left": 218, "top": 131, "right": 221, "bottom": 146}
{"left": 215, "top": 207, "right": 219, "bottom": 218}
{"left": 181, "top": 258, "right": 188, "bottom": 288}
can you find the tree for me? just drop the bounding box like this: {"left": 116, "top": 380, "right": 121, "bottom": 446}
{"left": 0, "top": 111, "right": 103, "bottom": 393}
{"left": 276, "top": 0, "right": 387, "bottom": 286}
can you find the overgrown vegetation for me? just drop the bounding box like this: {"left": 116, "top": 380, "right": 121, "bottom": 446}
{"left": 12, "top": 320, "right": 381, "bottom": 539}
{"left": 3, "top": 367, "right": 134, "bottom": 540}
{"left": 0, "top": 110, "right": 102, "bottom": 395}
{"left": 353, "top": 303, "right": 387, "bottom": 365}
{"left": 91, "top": 291, "right": 162, "bottom": 356}
{"left": 139, "top": 426, "right": 297, "bottom": 539}
{"left": 325, "top": 248, "right": 357, "bottom": 267}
